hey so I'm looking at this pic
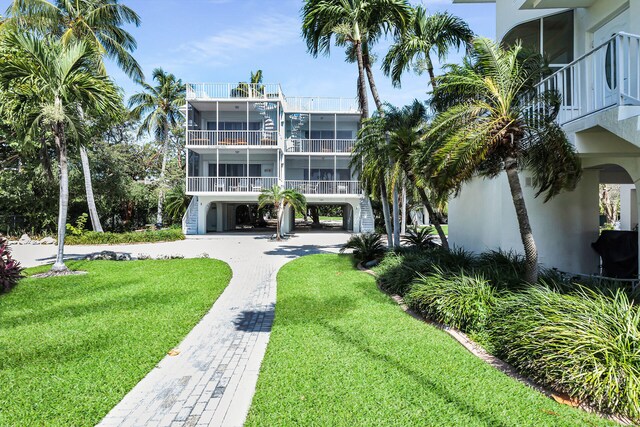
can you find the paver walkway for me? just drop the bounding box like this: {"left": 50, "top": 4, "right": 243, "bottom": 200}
{"left": 14, "top": 232, "right": 349, "bottom": 426}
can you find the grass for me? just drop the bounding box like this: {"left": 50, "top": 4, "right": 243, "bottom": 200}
{"left": 427, "top": 224, "right": 448, "bottom": 235}
{"left": 246, "top": 254, "right": 613, "bottom": 427}
{"left": 65, "top": 228, "right": 185, "bottom": 245}
{"left": 0, "top": 259, "right": 232, "bottom": 426}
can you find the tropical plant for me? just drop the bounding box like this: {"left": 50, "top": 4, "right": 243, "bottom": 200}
{"left": 301, "top": 0, "right": 411, "bottom": 120}
{"left": 165, "top": 185, "right": 190, "bottom": 224}
{"left": 405, "top": 269, "right": 498, "bottom": 333}
{"left": 490, "top": 286, "right": 640, "bottom": 421}
{"left": 129, "top": 68, "right": 186, "bottom": 227}
{"left": 0, "top": 32, "right": 121, "bottom": 272}
{"left": 232, "top": 69, "right": 265, "bottom": 97}
{"left": 4, "top": 0, "right": 143, "bottom": 233}
{"left": 383, "top": 7, "right": 473, "bottom": 89}
{"left": 427, "top": 38, "right": 582, "bottom": 282}
{"left": 0, "top": 237, "right": 23, "bottom": 293}
{"left": 401, "top": 226, "right": 437, "bottom": 250}
{"left": 258, "top": 185, "right": 307, "bottom": 241}
{"left": 339, "top": 232, "right": 385, "bottom": 263}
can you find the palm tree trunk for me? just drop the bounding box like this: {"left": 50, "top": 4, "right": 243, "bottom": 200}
{"left": 416, "top": 187, "right": 449, "bottom": 250}
{"left": 401, "top": 185, "right": 407, "bottom": 235}
{"left": 505, "top": 157, "right": 538, "bottom": 283}
{"left": 80, "top": 146, "right": 103, "bottom": 232}
{"left": 392, "top": 180, "right": 400, "bottom": 248}
{"left": 52, "top": 122, "right": 69, "bottom": 272}
{"left": 427, "top": 67, "right": 438, "bottom": 91}
{"left": 363, "top": 44, "right": 383, "bottom": 114}
{"left": 354, "top": 39, "right": 369, "bottom": 120}
{"left": 380, "top": 182, "right": 392, "bottom": 248}
{"left": 275, "top": 203, "right": 282, "bottom": 241}
{"left": 156, "top": 126, "right": 170, "bottom": 227}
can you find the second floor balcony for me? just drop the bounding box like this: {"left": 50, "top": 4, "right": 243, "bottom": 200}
{"left": 285, "top": 180, "right": 362, "bottom": 195}
{"left": 533, "top": 32, "right": 640, "bottom": 125}
{"left": 187, "top": 130, "right": 278, "bottom": 147}
{"left": 285, "top": 138, "right": 355, "bottom": 153}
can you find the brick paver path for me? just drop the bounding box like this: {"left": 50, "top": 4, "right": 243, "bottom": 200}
{"left": 71, "top": 232, "right": 349, "bottom": 427}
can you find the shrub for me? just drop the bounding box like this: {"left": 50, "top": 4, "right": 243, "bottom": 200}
{"left": 0, "top": 238, "right": 23, "bottom": 293}
{"left": 489, "top": 286, "right": 640, "bottom": 420}
{"left": 340, "top": 233, "right": 385, "bottom": 263}
{"left": 404, "top": 270, "right": 498, "bottom": 333}
{"left": 66, "top": 213, "right": 89, "bottom": 236}
{"left": 65, "top": 228, "right": 184, "bottom": 245}
{"left": 374, "top": 251, "right": 438, "bottom": 295}
{"left": 401, "top": 226, "right": 438, "bottom": 250}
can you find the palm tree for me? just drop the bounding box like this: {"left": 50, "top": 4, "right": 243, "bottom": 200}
{"left": 383, "top": 7, "right": 473, "bottom": 90}
{"left": 427, "top": 38, "right": 582, "bottom": 282}
{"left": 5, "top": 0, "right": 142, "bottom": 233}
{"left": 4, "top": 0, "right": 143, "bottom": 80}
{"left": 232, "top": 69, "right": 265, "bottom": 97}
{"left": 258, "top": 185, "right": 307, "bottom": 241}
{"left": 0, "top": 32, "right": 121, "bottom": 272}
{"left": 384, "top": 100, "right": 449, "bottom": 249}
{"left": 129, "top": 68, "right": 185, "bottom": 227}
{"left": 302, "top": 0, "right": 411, "bottom": 120}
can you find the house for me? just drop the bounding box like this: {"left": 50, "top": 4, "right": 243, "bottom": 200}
{"left": 182, "top": 82, "right": 375, "bottom": 235}
{"left": 450, "top": 0, "right": 640, "bottom": 274}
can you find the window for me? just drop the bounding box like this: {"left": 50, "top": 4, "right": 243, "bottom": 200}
{"left": 211, "top": 163, "right": 262, "bottom": 177}
{"left": 336, "top": 130, "right": 353, "bottom": 139}
{"left": 502, "top": 11, "right": 574, "bottom": 65}
{"left": 206, "top": 121, "right": 261, "bottom": 131}
{"left": 188, "top": 151, "right": 200, "bottom": 176}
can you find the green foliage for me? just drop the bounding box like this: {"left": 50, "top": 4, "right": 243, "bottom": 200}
{"left": 66, "top": 213, "right": 88, "bottom": 236}
{"left": 0, "top": 238, "right": 23, "bottom": 294}
{"left": 401, "top": 226, "right": 438, "bottom": 250}
{"left": 489, "top": 287, "right": 640, "bottom": 421}
{"left": 65, "top": 228, "right": 184, "bottom": 245}
{"left": 405, "top": 269, "right": 498, "bottom": 333}
{"left": 340, "top": 232, "right": 385, "bottom": 263}
{"left": 1, "top": 259, "right": 231, "bottom": 425}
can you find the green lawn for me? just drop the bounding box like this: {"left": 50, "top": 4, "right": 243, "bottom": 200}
{"left": 427, "top": 224, "right": 448, "bottom": 235}
{"left": 246, "top": 254, "right": 612, "bottom": 427}
{"left": 0, "top": 259, "right": 232, "bottom": 426}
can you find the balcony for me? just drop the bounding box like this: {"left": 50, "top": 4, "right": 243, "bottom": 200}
{"left": 284, "top": 97, "right": 359, "bottom": 113}
{"left": 533, "top": 32, "right": 640, "bottom": 125}
{"left": 187, "top": 130, "right": 278, "bottom": 147}
{"left": 285, "top": 139, "right": 355, "bottom": 153}
{"left": 186, "top": 83, "right": 283, "bottom": 100}
{"left": 187, "top": 177, "right": 278, "bottom": 193}
{"left": 285, "top": 180, "right": 361, "bottom": 195}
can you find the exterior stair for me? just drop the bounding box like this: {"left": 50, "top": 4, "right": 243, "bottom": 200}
{"left": 182, "top": 196, "right": 199, "bottom": 235}
{"left": 359, "top": 196, "right": 375, "bottom": 233}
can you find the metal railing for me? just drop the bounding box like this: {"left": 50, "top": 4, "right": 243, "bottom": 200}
{"left": 181, "top": 196, "right": 198, "bottom": 234}
{"left": 285, "top": 180, "right": 361, "bottom": 194}
{"left": 530, "top": 32, "right": 640, "bottom": 125}
{"left": 187, "top": 177, "right": 278, "bottom": 193}
{"left": 284, "top": 97, "right": 359, "bottom": 113}
{"left": 285, "top": 139, "right": 355, "bottom": 153}
{"left": 187, "top": 130, "right": 278, "bottom": 147}
{"left": 186, "top": 83, "right": 283, "bottom": 100}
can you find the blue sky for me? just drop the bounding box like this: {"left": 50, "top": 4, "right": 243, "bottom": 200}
{"left": 3, "top": 0, "right": 496, "bottom": 107}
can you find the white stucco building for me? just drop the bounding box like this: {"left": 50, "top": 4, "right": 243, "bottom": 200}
{"left": 182, "top": 83, "right": 374, "bottom": 235}
{"left": 451, "top": 0, "right": 640, "bottom": 274}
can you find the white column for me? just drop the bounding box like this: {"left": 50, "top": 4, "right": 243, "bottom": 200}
{"left": 334, "top": 113, "right": 337, "bottom": 151}
{"left": 246, "top": 148, "right": 249, "bottom": 178}
{"left": 216, "top": 148, "right": 219, "bottom": 181}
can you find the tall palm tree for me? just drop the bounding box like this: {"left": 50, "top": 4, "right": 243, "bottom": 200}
{"left": 4, "top": 0, "right": 142, "bottom": 233}
{"left": 232, "top": 69, "right": 265, "bottom": 98}
{"left": 302, "top": 0, "right": 411, "bottom": 120}
{"left": 129, "top": 68, "right": 185, "bottom": 227}
{"left": 0, "top": 32, "right": 121, "bottom": 272}
{"left": 4, "top": 0, "right": 143, "bottom": 80}
{"left": 427, "top": 38, "right": 582, "bottom": 282}
{"left": 383, "top": 7, "right": 473, "bottom": 90}
{"left": 384, "top": 100, "right": 449, "bottom": 249}
{"left": 258, "top": 185, "right": 307, "bottom": 241}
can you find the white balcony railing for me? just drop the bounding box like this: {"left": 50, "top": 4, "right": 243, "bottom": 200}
{"left": 187, "top": 177, "right": 278, "bottom": 193}
{"left": 186, "top": 83, "right": 283, "bottom": 100}
{"left": 285, "top": 139, "right": 355, "bottom": 153}
{"left": 187, "top": 130, "right": 278, "bottom": 147}
{"left": 285, "top": 180, "right": 361, "bottom": 194}
{"left": 284, "top": 97, "right": 359, "bottom": 113}
{"left": 532, "top": 32, "right": 640, "bottom": 125}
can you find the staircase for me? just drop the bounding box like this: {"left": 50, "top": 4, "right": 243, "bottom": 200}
{"left": 254, "top": 102, "right": 276, "bottom": 139}
{"left": 182, "top": 196, "right": 199, "bottom": 235}
{"left": 359, "top": 196, "right": 375, "bottom": 233}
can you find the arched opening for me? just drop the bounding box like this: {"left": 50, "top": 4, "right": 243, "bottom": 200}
{"left": 206, "top": 203, "right": 217, "bottom": 233}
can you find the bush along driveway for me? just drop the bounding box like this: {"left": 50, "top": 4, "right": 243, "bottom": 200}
{"left": 246, "top": 254, "right": 612, "bottom": 427}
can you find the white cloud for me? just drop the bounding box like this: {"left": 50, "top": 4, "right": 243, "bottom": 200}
{"left": 176, "top": 13, "right": 300, "bottom": 67}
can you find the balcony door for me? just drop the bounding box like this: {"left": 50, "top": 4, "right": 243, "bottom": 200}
{"left": 594, "top": 11, "right": 629, "bottom": 106}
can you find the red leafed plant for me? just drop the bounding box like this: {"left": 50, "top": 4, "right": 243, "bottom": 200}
{"left": 0, "top": 237, "right": 23, "bottom": 293}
